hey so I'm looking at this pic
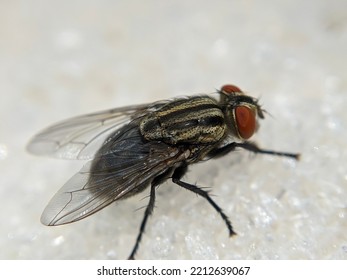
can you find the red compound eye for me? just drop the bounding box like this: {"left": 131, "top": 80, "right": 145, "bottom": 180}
{"left": 235, "top": 106, "right": 256, "bottom": 139}
{"left": 221, "top": 84, "right": 242, "bottom": 94}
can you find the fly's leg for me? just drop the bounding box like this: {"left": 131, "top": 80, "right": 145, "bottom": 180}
{"left": 128, "top": 183, "right": 156, "bottom": 260}
{"left": 128, "top": 168, "right": 173, "bottom": 260}
{"left": 172, "top": 164, "right": 236, "bottom": 237}
{"left": 236, "top": 142, "right": 300, "bottom": 159}
{"left": 207, "top": 141, "right": 300, "bottom": 160}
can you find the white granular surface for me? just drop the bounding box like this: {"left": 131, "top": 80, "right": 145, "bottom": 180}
{"left": 1, "top": 0, "right": 346, "bottom": 259}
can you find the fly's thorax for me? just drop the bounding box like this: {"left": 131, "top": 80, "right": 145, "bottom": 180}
{"left": 139, "top": 96, "right": 227, "bottom": 145}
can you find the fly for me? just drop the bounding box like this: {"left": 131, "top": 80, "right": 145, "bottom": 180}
{"left": 27, "top": 84, "right": 299, "bottom": 259}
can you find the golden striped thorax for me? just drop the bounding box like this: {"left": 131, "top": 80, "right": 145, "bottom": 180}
{"left": 139, "top": 96, "right": 226, "bottom": 145}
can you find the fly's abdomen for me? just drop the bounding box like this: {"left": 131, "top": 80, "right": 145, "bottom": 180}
{"left": 140, "top": 96, "right": 226, "bottom": 145}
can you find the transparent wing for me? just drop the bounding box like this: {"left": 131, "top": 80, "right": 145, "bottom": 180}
{"left": 40, "top": 121, "right": 185, "bottom": 226}
{"left": 27, "top": 103, "right": 155, "bottom": 160}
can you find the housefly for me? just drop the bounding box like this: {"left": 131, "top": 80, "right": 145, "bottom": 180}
{"left": 27, "top": 84, "right": 299, "bottom": 259}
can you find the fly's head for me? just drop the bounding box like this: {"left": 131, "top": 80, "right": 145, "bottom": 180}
{"left": 219, "top": 84, "right": 265, "bottom": 140}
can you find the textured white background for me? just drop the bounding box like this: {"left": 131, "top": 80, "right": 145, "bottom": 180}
{"left": 1, "top": 0, "right": 346, "bottom": 259}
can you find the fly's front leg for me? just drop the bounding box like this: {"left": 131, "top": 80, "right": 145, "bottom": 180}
{"left": 236, "top": 142, "right": 300, "bottom": 159}
{"left": 172, "top": 164, "right": 236, "bottom": 237}
{"left": 207, "top": 141, "right": 300, "bottom": 160}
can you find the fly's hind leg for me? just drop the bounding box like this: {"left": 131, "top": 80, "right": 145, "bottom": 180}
{"left": 172, "top": 164, "right": 236, "bottom": 237}
{"left": 128, "top": 183, "right": 156, "bottom": 260}
{"left": 128, "top": 168, "right": 173, "bottom": 260}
